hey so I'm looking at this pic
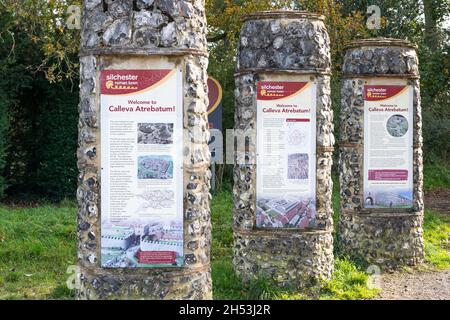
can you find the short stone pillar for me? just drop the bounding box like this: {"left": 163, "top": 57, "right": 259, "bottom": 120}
{"left": 77, "top": 0, "right": 212, "bottom": 299}
{"left": 233, "top": 11, "right": 334, "bottom": 288}
{"left": 339, "top": 38, "right": 424, "bottom": 269}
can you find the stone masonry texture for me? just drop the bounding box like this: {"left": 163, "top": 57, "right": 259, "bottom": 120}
{"left": 233, "top": 11, "right": 335, "bottom": 288}
{"left": 77, "top": 0, "right": 212, "bottom": 299}
{"left": 338, "top": 38, "right": 424, "bottom": 270}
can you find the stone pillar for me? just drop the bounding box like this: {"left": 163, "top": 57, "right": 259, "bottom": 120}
{"left": 77, "top": 0, "right": 212, "bottom": 299}
{"left": 338, "top": 38, "right": 424, "bottom": 269}
{"left": 233, "top": 11, "right": 334, "bottom": 288}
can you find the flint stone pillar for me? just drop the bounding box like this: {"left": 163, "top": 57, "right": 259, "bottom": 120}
{"left": 339, "top": 38, "right": 424, "bottom": 269}
{"left": 77, "top": 0, "right": 212, "bottom": 299}
{"left": 233, "top": 11, "right": 334, "bottom": 288}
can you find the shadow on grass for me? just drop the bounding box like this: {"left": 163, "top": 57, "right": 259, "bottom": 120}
{"left": 49, "top": 285, "right": 75, "bottom": 300}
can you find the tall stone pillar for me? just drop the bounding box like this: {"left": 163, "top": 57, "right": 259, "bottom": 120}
{"left": 77, "top": 0, "right": 212, "bottom": 299}
{"left": 233, "top": 11, "right": 334, "bottom": 288}
{"left": 339, "top": 38, "right": 424, "bottom": 269}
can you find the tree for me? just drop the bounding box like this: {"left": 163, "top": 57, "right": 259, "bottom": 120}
{"left": 423, "top": 0, "right": 449, "bottom": 51}
{"left": 1, "top": 0, "right": 81, "bottom": 82}
{"left": 0, "top": 1, "right": 80, "bottom": 200}
{"left": 424, "top": 0, "right": 439, "bottom": 51}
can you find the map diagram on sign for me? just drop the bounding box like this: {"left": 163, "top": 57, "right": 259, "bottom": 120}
{"left": 288, "top": 153, "right": 309, "bottom": 180}
{"left": 135, "top": 190, "right": 175, "bottom": 214}
{"left": 287, "top": 127, "right": 307, "bottom": 146}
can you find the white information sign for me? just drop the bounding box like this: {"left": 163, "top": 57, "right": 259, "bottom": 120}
{"left": 100, "top": 69, "right": 184, "bottom": 268}
{"left": 256, "top": 81, "right": 317, "bottom": 229}
{"left": 363, "top": 84, "right": 414, "bottom": 209}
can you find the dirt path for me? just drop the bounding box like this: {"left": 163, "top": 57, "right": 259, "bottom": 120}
{"left": 373, "top": 189, "right": 450, "bottom": 300}
{"left": 375, "top": 269, "right": 450, "bottom": 300}
{"left": 425, "top": 188, "right": 450, "bottom": 214}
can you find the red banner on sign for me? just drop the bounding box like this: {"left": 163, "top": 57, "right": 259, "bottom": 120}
{"left": 257, "top": 82, "right": 308, "bottom": 100}
{"left": 100, "top": 70, "right": 173, "bottom": 95}
{"left": 286, "top": 118, "right": 310, "bottom": 122}
{"left": 137, "top": 251, "right": 176, "bottom": 264}
{"left": 368, "top": 170, "right": 409, "bottom": 181}
{"left": 364, "top": 85, "right": 407, "bottom": 101}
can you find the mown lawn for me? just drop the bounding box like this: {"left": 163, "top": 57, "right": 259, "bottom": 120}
{"left": 0, "top": 164, "right": 449, "bottom": 300}
{"left": 0, "top": 204, "right": 77, "bottom": 299}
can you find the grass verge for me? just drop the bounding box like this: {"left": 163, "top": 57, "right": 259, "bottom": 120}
{"left": 423, "top": 210, "right": 450, "bottom": 269}
{"left": 0, "top": 204, "right": 76, "bottom": 299}
{"left": 0, "top": 176, "right": 448, "bottom": 299}
{"left": 424, "top": 163, "right": 450, "bottom": 190}
{"left": 210, "top": 187, "right": 379, "bottom": 300}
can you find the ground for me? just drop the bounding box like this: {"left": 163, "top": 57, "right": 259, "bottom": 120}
{"left": 371, "top": 164, "right": 450, "bottom": 300}
{"left": 425, "top": 188, "right": 450, "bottom": 214}
{"left": 372, "top": 205, "right": 450, "bottom": 300}
{"left": 0, "top": 164, "right": 448, "bottom": 300}
{"left": 376, "top": 269, "right": 450, "bottom": 300}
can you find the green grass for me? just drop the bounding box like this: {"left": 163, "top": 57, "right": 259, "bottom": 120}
{"left": 424, "top": 163, "right": 450, "bottom": 190}
{"left": 0, "top": 167, "right": 448, "bottom": 300}
{"left": 423, "top": 210, "right": 450, "bottom": 269}
{"left": 211, "top": 191, "right": 234, "bottom": 261}
{"left": 0, "top": 204, "right": 77, "bottom": 299}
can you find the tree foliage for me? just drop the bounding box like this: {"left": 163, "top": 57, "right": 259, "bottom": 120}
{"left": 0, "top": 0, "right": 448, "bottom": 199}
{"left": 0, "top": 1, "right": 79, "bottom": 200}
{"left": 1, "top": 0, "right": 81, "bottom": 82}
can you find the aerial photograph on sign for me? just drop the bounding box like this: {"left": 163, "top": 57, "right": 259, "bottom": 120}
{"left": 386, "top": 115, "right": 409, "bottom": 137}
{"left": 138, "top": 155, "right": 174, "bottom": 180}
{"left": 256, "top": 197, "right": 316, "bottom": 229}
{"left": 101, "top": 221, "right": 183, "bottom": 268}
{"left": 287, "top": 153, "right": 309, "bottom": 180}
{"left": 138, "top": 123, "right": 174, "bottom": 144}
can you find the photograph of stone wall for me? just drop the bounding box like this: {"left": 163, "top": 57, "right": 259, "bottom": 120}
{"left": 138, "top": 123, "right": 174, "bottom": 144}
{"left": 287, "top": 153, "right": 309, "bottom": 180}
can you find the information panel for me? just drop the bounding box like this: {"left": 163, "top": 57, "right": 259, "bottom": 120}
{"left": 256, "top": 81, "right": 316, "bottom": 229}
{"left": 364, "top": 85, "right": 414, "bottom": 209}
{"left": 100, "top": 69, "right": 184, "bottom": 268}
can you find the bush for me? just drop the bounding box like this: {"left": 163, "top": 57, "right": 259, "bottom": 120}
{"left": 0, "top": 9, "right": 78, "bottom": 201}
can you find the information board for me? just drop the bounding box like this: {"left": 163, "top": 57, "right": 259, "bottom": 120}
{"left": 363, "top": 85, "right": 414, "bottom": 209}
{"left": 256, "top": 81, "right": 317, "bottom": 229}
{"left": 207, "top": 76, "right": 223, "bottom": 164}
{"left": 100, "top": 69, "right": 184, "bottom": 268}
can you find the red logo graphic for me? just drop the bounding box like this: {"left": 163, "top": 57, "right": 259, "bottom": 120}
{"left": 101, "top": 70, "right": 173, "bottom": 95}
{"left": 257, "top": 82, "right": 308, "bottom": 101}
{"left": 365, "top": 85, "right": 407, "bottom": 101}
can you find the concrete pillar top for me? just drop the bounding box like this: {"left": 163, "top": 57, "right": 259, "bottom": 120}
{"left": 346, "top": 37, "right": 417, "bottom": 50}
{"left": 242, "top": 10, "right": 325, "bottom": 22}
